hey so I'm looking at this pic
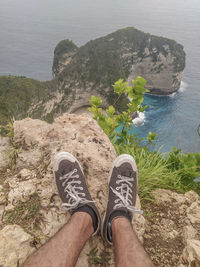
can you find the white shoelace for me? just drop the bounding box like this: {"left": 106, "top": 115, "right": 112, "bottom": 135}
{"left": 59, "top": 168, "right": 93, "bottom": 211}
{"left": 111, "top": 174, "right": 143, "bottom": 214}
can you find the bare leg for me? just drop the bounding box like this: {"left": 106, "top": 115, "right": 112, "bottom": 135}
{"left": 112, "top": 217, "right": 154, "bottom": 267}
{"left": 23, "top": 212, "right": 93, "bottom": 267}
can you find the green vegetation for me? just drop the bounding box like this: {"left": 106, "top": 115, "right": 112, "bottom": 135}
{"left": 53, "top": 39, "right": 78, "bottom": 74}
{"left": 4, "top": 193, "right": 44, "bottom": 232}
{"left": 89, "top": 77, "right": 200, "bottom": 200}
{"left": 57, "top": 27, "right": 185, "bottom": 110}
{"left": 0, "top": 76, "right": 54, "bottom": 125}
{"left": 149, "top": 35, "right": 185, "bottom": 72}
{"left": 0, "top": 28, "right": 185, "bottom": 127}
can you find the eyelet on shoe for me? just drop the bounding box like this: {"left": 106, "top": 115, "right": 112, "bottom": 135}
{"left": 74, "top": 169, "right": 77, "bottom": 172}
{"left": 116, "top": 187, "right": 119, "bottom": 190}
{"left": 117, "top": 175, "right": 121, "bottom": 178}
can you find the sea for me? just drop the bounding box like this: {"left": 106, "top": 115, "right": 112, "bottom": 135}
{"left": 0, "top": 0, "right": 200, "bottom": 153}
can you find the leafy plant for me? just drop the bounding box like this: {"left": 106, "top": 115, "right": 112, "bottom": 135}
{"left": 166, "top": 147, "right": 200, "bottom": 192}
{"left": 88, "top": 77, "right": 156, "bottom": 147}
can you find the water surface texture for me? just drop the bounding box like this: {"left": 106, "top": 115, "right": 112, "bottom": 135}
{"left": 0, "top": 0, "right": 200, "bottom": 152}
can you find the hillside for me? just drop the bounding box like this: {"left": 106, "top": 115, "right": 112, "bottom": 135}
{"left": 0, "top": 27, "right": 186, "bottom": 126}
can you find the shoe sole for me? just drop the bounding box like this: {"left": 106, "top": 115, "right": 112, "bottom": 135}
{"left": 101, "top": 154, "right": 138, "bottom": 244}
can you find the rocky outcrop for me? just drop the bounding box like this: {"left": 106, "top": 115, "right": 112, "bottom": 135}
{"left": 0, "top": 137, "right": 11, "bottom": 170}
{"left": 0, "top": 114, "right": 145, "bottom": 267}
{"left": 0, "top": 115, "right": 199, "bottom": 267}
{"left": 51, "top": 27, "right": 185, "bottom": 114}
{"left": 52, "top": 39, "right": 78, "bottom": 77}
{"left": 144, "top": 189, "right": 200, "bottom": 267}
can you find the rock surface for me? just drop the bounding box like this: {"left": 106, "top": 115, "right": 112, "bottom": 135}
{"left": 0, "top": 137, "right": 11, "bottom": 170}
{"left": 0, "top": 115, "right": 199, "bottom": 267}
{"left": 144, "top": 189, "right": 200, "bottom": 267}
{"left": 0, "top": 113, "right": 145, "bottom": 266}
{"left": 0, "top": 225, "right": 35, "bottom": 267}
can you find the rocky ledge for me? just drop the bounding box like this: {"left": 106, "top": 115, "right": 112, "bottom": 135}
{"left": 0, "top": 114, "right": 199, "bottom": 267}
{"left": 0, "top": 114, "right": 144, "bottom": 267}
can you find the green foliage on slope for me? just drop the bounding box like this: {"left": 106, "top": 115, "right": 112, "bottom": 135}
{"left": 56, "top": 27, "right": 185, "bottom": 109}
{"left": 52, "top": 39, "right": 78, "bottom": 73}
{"left": 89, "top": 77, "right": 200, "bottom": 200}
{"left": 0, "top": 76, "right": 52, "bottom": 125}
{"left": 58, "top": 27, "right": 185, "bottom": 86}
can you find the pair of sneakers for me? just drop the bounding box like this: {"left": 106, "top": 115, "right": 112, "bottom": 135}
{"left": 53, "top": 152, "right": 142, "bottom": 245}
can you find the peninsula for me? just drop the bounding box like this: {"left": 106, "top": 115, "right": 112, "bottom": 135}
{"left": 0, "top": 27, "right": 185, "bottom": 125}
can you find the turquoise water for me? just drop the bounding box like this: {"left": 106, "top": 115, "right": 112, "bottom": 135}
{"left": 0, "top": 0, "right": 200, "bottom": 152}
{"left": 132, "top": 82, "right": 200, "bottom": 152}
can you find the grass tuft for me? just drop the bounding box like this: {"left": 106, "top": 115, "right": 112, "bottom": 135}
{"left": 114, "top": 144, "right": 200, "bottom": 202}
{"left": 4, "top": 193, "right": 44, "bottom": 232}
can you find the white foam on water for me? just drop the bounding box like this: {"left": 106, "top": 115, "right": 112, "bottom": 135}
{"left": 170, "top": 92, "right": 177, "bottom": 98}
{"left": 179, "top": 81, "right": 188, "bottom": 93}
{"left": 132, "top": 112, "right": 146, "bottom": 126}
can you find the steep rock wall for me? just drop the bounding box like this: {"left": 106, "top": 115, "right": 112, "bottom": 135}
{"left": 52, "top": 27, "right": 185, "bottom": 113}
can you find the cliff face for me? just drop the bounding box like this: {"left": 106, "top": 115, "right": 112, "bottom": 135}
{"left": 52, "top": 27, "right": 185, "bottom": 113}
{"left": 0, "top": 28, "right": 185, "bottom": 125}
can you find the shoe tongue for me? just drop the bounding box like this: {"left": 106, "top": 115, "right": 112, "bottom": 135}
{"left": 59, "top": 160, "right": 75, "bottom": 176}
{"left": 118, "top": 163, "right": 133, "bottom": 177}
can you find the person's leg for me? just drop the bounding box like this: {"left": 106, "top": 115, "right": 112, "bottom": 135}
{"left": 102, "top": 154, "right": 154, "bottom": 267}
{"left": 23, "top": 212, "right": 93, "bottom": 267}
{"left": 23, "top": 152, "right": 101, "bottom": 267}
{"left": 112, "top": 217, "right": 154, "bottom": 267}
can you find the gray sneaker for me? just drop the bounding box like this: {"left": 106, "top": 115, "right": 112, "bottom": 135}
{"left": 101, "top": 154, "right": 143, "bottom": 245}
{"left": 53, "top": 152, "right": 101, "bottom": 236}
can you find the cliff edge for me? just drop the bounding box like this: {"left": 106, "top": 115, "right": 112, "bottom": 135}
{"left": 0, "top": 114, "right": 199, "bottom": 267}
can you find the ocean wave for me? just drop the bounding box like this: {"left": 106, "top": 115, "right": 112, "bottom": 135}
{"left": 179, "top": 81, "right": 188, "bottom": 92}
{"left": 170, "top": 92, "right": 177, "bottom": 98}
{"left": 132, "top": 112, "right": 146, "bottom": 126}
{"left": 170, "top": 81, "right": 187, "bottom": 97}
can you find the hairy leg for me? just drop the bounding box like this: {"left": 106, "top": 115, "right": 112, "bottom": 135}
{"left": 112, "top": 217, "right": 154, "bottom": 267}
{"left": 23, "top": 212, "right": 93, "bottom": 267}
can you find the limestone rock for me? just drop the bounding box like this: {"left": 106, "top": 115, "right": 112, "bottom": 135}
{"left": 144, "top": 189, "right": 200, "bottom": 267}
{"left": 186, "top": 201, "right": 200, "bottom": 224}
{"left": 183, "top": 225, "right": 198, "bottom": 244}
{"left": 0, "top": 224, "right": 35, "bottom": 267}
{"left": 0, "top": 137, "right": 11, "bottom": 171}
{"left": 181, "top": 240, "right": 200, "bottom": 266}
{"left": 0, "top": 113, "right": 146, "bottom": 266}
